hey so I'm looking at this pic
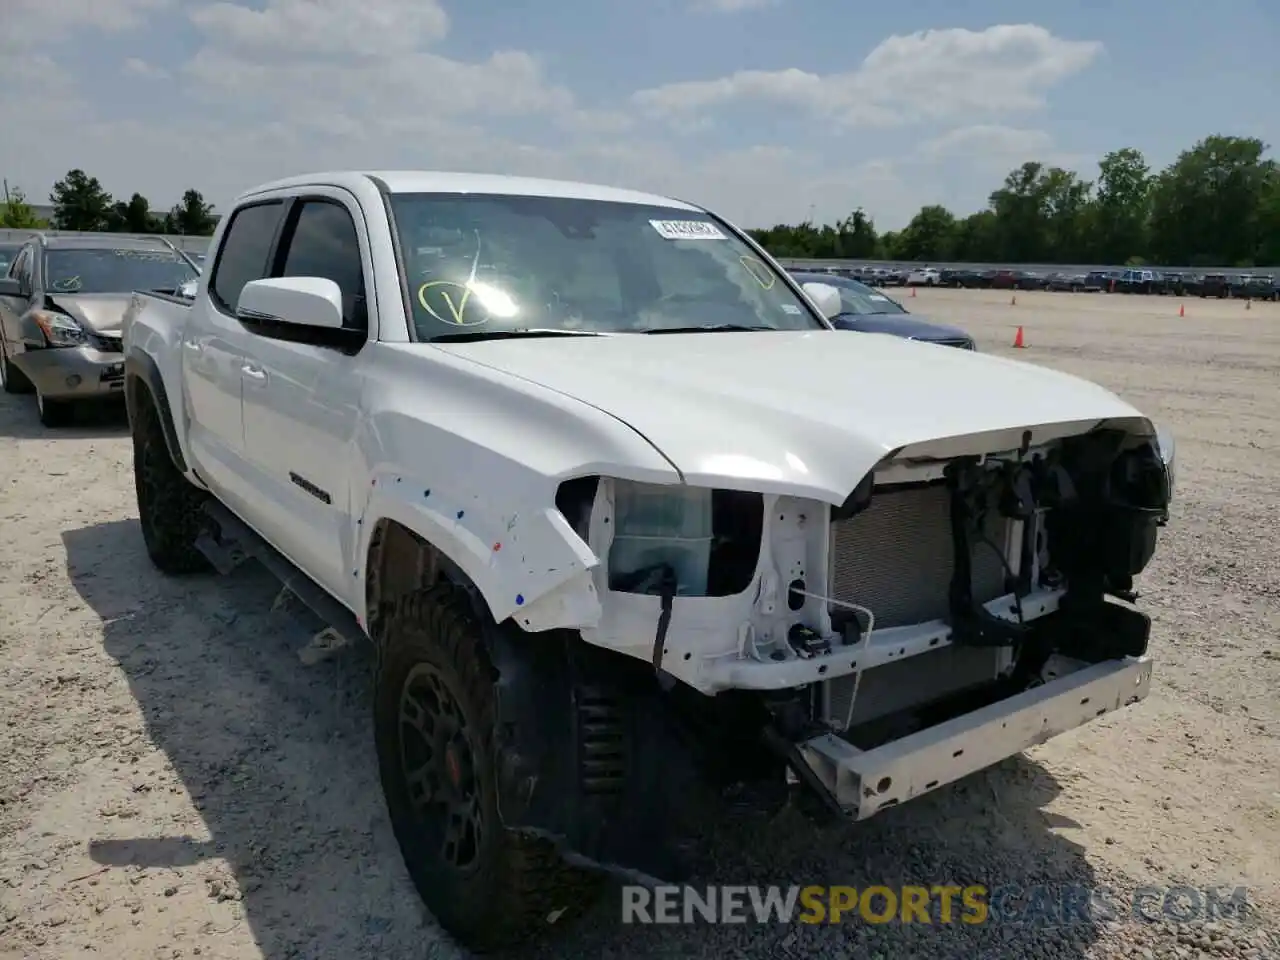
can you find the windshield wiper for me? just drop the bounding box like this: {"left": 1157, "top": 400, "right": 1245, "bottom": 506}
{"left": 642, "top": 324, "right": 776, "bottom": 335}
{"left": 430, "top": 328, "right": 607, "bottom": 343}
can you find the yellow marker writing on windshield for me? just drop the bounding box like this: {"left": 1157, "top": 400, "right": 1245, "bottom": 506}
{"left": 739, "top": 256, "right": 775, "bottom": 290}
{"left": 417, "top": 280, "right": 485, "bottom": 327}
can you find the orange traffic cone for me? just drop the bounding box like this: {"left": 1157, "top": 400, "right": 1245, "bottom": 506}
{"left": 1178, "top": 303, "right": 1185, "bottom": 318}
{"left": 1012, "top": 326, "right": 1026, "bottom": 348}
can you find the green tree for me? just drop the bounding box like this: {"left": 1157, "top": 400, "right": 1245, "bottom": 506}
{"left": 1093, "top": 148, "right": 1151, "bottom": 263}
{"left": 742, "top": 133, "right": 1280, "bottom": 267}
{"left": 106, "top": 192, "right": 161, "bottom": 233}
{"left": 50, "top": 169, "right": 114, "bottom": 231}
{"left": 892, "top": 205, "right": 958, "bottom": 261}
{"left": 1040, "top": 167, "right": 1093, "bottom": 262}
{"left": 165, "top": 189, "right": 218, "bottom": 236}
{"left": 1, "top": 187, "right": 45, "bottom": 229}
{"left": 1149, "top": 136, "right": 1276, "bottom": 266}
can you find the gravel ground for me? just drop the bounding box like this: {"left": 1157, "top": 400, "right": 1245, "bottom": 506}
{"left": 1, "top": 287, "right": 1278, "bottom": 960}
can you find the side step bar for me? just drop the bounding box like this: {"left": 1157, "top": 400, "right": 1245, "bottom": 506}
{"left": 197, "top": 500, "right": 367, "bottom": 647}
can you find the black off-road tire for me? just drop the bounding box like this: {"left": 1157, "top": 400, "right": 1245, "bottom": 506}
{"left": 132, "top": 389, "right": 209, "bottom": 574}
{"left": 375, "top": 584, "right": 602, "bottom": 953}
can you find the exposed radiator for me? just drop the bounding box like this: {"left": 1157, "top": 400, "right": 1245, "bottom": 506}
{"left": 827, "top": 483, "right": 1009, "bottom": 629}
{"left": 825, "top": 482, "right": 1013, "bottom": 731}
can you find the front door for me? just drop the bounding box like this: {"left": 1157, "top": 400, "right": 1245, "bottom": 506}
{"left": 239, "top": 192, "right": 373, "bottom": 605}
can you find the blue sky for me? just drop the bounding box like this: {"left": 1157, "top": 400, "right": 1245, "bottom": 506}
{"left": 2, "top": 0, "right": 1277, "bottom": 231}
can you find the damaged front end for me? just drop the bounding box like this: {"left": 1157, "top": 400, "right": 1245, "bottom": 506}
{"left": 486, "top": 421, "right": 1174, "bottom": 883}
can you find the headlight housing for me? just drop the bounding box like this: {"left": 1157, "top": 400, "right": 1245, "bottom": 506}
{"left": 32, "top": 311, "right": 89, "bottom": 348}
{"left": 606, "top": 480, "right": 713, "bottom": 596}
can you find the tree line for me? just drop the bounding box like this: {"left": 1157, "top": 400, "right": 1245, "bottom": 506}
{"left": 1, "top": 169, "right": 218, "bottom": 236}
{"left": 748, "top": 134, "right": 1280, "bottom": 268}
{"left": 6, "top": 134, "right": 1279, "bottom": 266}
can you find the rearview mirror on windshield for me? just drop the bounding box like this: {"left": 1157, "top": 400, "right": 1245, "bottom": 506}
{"left": 801, "top": 282, "right": 842, "bottom": 321}
{"left": 236, "top": 277, "right": 345, "bottom": 330}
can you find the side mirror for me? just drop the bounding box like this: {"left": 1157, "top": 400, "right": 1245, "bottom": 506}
{"left": 801, "top": 281, "right": 842, "bottom": 321}
{"left": 0, "top": 277, "right": 25, "bottom": 298}
{"left": 236, "top": 276, "right": 344, "bottom": 329}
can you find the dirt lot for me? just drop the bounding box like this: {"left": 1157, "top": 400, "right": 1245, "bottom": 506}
{"left": 1, "top": 287, "right": 1278, "bottom": 960}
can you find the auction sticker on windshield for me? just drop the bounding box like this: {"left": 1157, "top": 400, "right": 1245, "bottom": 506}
{"left": 650, "top": 220, "right": 726, "bottom": 241}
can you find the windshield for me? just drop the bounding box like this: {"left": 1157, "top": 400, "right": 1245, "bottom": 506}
{"left": 388, "top": 193, "right": 822, "bottom": 338}
{"left": 43, "top": 247, "right": 198, "bottom": 295}
{"left": 799, "top": 275, "right": 907, "bottom": 316}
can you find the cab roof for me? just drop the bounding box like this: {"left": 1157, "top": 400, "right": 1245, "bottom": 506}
{"left": 239, "top": 170, "right": 703, "bottom": 213}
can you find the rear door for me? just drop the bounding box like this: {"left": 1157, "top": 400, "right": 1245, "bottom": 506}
{"left": 183, "top": 200, "right": 288, "bottom": 508}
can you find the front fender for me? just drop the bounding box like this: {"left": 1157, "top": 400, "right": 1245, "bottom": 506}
{"left": 355, "top": 474, "right": 602, "bottom": 627}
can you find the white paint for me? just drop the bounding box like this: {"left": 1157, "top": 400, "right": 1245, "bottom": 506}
{"left": 122, "top": 165, "right": 1161, "bottom": 711}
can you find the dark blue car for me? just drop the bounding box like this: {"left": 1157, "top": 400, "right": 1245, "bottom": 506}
{"left": 790, "top": 271, "right": 976, "bottom": 350}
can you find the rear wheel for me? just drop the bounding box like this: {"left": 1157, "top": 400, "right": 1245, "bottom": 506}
{"left": 132, "top": 389, "right": 209, "bottom": 574}
{"left": 375, "top": 584, "right": 601, "bottom": 953}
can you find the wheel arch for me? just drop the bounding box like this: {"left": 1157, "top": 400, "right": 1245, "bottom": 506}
{"left": 364, "top": 517, "right": 493, "bottom": 652}
{"left": 125, "top": 348, "right": 187, "bottom": 474}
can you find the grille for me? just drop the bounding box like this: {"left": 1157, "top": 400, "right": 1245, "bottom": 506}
{"left": 827, "top": 483, "right": 1008, "bottom": 629}
{"left": 95, "top": 334, "right": 123, "bottom": 353}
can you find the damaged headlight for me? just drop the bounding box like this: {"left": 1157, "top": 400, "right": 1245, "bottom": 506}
{"left": 1153, "top": 423, "right": 1176, "bottom": 501}
{"left": 606, "top": 480, "right": 713, "bottom": 596}
{"left": 32, "top": 310, "right": 89, "bottom": 348}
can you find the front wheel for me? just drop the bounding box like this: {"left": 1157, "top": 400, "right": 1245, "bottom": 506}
{"left": 375, "top": 585, "right": 601, "bottom": 953}
{"left": 37, "top": 392, "right": 73, "bottom": 427}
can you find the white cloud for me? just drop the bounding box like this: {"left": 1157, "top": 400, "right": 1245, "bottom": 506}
{"left": 5, "top": 0, "right": 173, "bottom": 37}
{"left": 190, "top": 0, "right": 449, "bottom": 56}
{"left": 917, "top": 125, "right": 1093, "bottom": 177}
{"left": 0, "top": 7, "right": 1106, "bottom": 232}
{"left": 919, "top": 125, "right": 1055, "bottom": 161}
{"left": 694, "top": 0, "right": 780, "bottom": 11}
{"left": 122, "top": 57, "right": 170, "bottom": 79}
{"left": 633, "top": 24, "right": 1102, "bottom": 127}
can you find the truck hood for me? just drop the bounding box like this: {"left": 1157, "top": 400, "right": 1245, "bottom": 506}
{"left": 45, "top": 293, "right": 131, "bottom": 335}
{"left": 439, "top": 330, "right": 1151, "bottom": 503}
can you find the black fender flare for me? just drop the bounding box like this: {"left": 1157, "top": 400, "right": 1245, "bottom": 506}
{"left": 124, "top": 348, "right": 187, "bottom": 474}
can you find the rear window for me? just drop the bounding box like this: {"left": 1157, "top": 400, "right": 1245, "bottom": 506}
{"left": 43, "top": 248, "right": 198, "bottom": 295}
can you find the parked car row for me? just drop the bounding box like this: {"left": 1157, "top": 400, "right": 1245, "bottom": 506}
{"left": 798, "top": 263, "right": 1280, "bottom": 300}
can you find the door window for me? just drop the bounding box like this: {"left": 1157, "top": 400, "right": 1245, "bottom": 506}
{"left": 209, "top": 200, "right": 287, "bottom": 315}
{"left": 276, "top": 200, "right": 366, "bottom": 331}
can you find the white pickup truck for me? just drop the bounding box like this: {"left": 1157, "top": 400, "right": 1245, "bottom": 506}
{"left": 122, "top": 170, "right": 1175, "bottom": 952}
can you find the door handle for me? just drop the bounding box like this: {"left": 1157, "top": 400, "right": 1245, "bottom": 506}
{"left": 241, "top": 364, "right": 267, "bottom": 382}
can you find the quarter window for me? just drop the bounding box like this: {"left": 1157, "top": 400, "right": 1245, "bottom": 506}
{"left": 209, "top": 200, "right": 286, "bottom": 314}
